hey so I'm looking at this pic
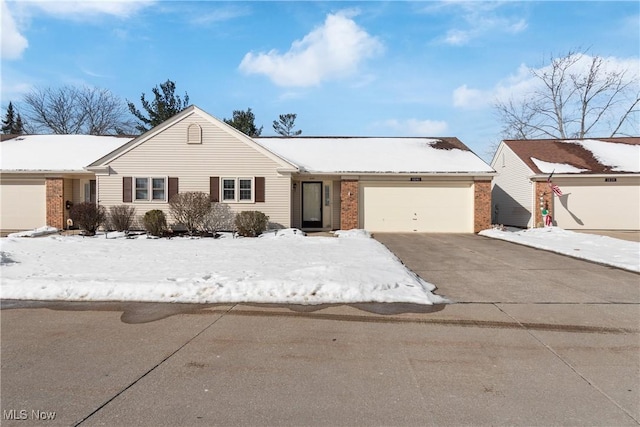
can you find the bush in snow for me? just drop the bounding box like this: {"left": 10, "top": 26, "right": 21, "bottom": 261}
{"left": 108, "top": 205, "right": 136, "bottom": 232}
{"left": 235, "top": 211, "right": 269, "bottom": 237}
{"left": 69, "top": 202, "right": 106, "bottom": 236}
{"left": 203, "top": 202, "right": 237, "bottom": 235}
{"left": 169, "top": 192, "right": 211, "bottom": 234}
{"left": 143, "top": 210, "right": 167, "bottom": 237}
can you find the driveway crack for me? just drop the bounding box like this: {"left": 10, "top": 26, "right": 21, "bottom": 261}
{"left": 73, "top": 304, "right": 236, "bottom": 426}
{"left": 493, "top": 303, "right": 639, "bottom": 425}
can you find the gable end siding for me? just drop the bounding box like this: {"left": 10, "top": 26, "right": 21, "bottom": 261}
{"left": 98, "top": 114, "right": 291, "bottom": 228}
{"left": 491, "top": 144, "right": 535, "bottom": 227}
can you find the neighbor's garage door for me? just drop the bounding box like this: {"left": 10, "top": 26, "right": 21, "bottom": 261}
{"left": 553, "top": 181, "right": 640, "bottom": 230}
{"left": 360, "top": 182, "right": 473, "bottom": 232}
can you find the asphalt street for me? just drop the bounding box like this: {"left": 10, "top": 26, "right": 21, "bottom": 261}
{"left": 1, "top": 233, "right": 638, "bottom": 426}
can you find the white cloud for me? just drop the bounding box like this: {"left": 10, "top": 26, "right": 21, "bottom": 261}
{"left": 1, "top": 0, "right": 28, "bottom": 60}
{"left": 190, "top": 5, "right": 250, "bottom": 26}
{"left": 435, "top": 2, "right": 528, "bottom": 46}
{"left": 492, "top": 54, "right": 640, "bottom": 104}
{"left": 381, "top": 119, "right": 449, "bottom": 136}
{"left": 239, "top": 11, "right": 383, "bottom": 87}
{"left": 31, "top": 0, "right": 155, "bottom": 20}
{"left": 452, "top": 84, "right": 490, "bottom": 109}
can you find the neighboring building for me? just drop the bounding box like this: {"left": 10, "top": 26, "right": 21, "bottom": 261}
{"left": 491, "top": 138, "right": 640, "bottom": 230}
{"left": 0, "top": 134, "right": 132, "bottom": 233}
{"left": 1, "top": 106, "right": 495, "bottom": 234}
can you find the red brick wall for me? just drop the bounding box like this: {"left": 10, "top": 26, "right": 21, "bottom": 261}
{"left": 46, "top": 178, "right": 64, "bottom": 230}
{"left": 534, "top": 181, "right": 552, "bottom": 227}
{"left": 340, "top": 180, "right": 359, "bottom": 230}
{"left": 474, "top": 180, "right": 492, "bottom": 233}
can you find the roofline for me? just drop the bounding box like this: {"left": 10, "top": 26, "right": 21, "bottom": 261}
{"left": 88, "top": 105, "right": 298, "bottom": 171}
{"left": 294, "top": 171, "right": 497, "bottom": 177}
{"left": 530, "top": 173, "right": 639, "bottom": 180}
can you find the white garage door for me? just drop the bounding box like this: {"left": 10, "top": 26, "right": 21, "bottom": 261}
{"left": 553, "top": 182, "right": 640, "bottom": 230}
{"left": 0, "top": 179, "right": 46, "bottom": 231}
{"left": 361, "top": 182, "right": 473, "bottom": 232}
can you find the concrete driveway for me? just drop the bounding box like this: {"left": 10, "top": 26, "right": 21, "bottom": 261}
{"left": 1, "top": 233, "right": 639, "bottom": 426}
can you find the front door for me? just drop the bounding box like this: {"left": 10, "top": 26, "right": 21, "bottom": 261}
{"left": 302, "top": 182, "right": 323, "bottom": 228}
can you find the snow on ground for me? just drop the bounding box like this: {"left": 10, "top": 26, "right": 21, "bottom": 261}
{"left": 479, "top": 227, "right": 640, "bottom": 273}
{"left": 0, "top": 230, "right": 447, "bottom": 305}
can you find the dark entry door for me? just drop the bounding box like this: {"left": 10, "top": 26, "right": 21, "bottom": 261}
{"left": 302, "top": 182, "right": 322, "bottom": 228}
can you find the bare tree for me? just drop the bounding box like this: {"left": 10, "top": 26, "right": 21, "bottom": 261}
{"left": 22, "top": 85, "right": 135, "bottom": 135}
{"left": 495, "top": 50, "right": 639, "bottom": 140}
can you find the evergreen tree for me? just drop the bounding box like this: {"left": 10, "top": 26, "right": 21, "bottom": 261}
{"left": 273, "top": 113, "right": 302, "bottom": 136}
{"left": 2, "top": 102, "right": 24, "bottom": 134}
{"left": 224, "top": 108, "right": 263, "bottom": 137}
{"left": 127, "top": 80, "right": 190, "bottom": 133}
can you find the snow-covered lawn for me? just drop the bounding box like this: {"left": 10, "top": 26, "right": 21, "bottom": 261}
{"left": 479, "top": 226, "right": 640, "bottom": 273}
{"left": 2, "top": 226, "right": 637, "bottom": 306}
{"left": 0, "top": 229, "right": 446, "bottom": 305}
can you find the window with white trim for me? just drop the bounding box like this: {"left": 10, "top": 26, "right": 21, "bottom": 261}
{"left": 134, "top": 177, "right": 167, "bottom": 201}
{"left": 222, "top": 177, "right": 254, "bottom": 202}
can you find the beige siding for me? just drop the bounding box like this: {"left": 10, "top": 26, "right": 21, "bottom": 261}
{"left": 491, "top": 144, "right": 535, "bottom": 227}
{"left": 98, "top": 113, "right": 291, "bottom": 228}
{"left": 0, "top": 176, "right": 46, "bottom": 232}
{"left": 552, "top": 176, "right": 640, "bottom": 230}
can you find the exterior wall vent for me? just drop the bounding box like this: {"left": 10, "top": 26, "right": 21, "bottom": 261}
{"left": 187, "top": 124, "right": 202, "bottom": 144}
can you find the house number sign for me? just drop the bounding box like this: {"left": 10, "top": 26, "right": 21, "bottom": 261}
{"left": 410, "top": 177, "right": 422, "bottom": 182}
{"left": 605, "top": 178, "right": 617, "bottom": 182}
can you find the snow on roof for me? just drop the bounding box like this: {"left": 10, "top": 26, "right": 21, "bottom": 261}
{"left": 530, "top": 157, "right": 589, "bottom": 174}
{"left": 254, "top": 137, "right": 494, "bottom": 174}
{"left": 503, "top": 137, "right": 640, "bottom": 174}
{"left": 1, "top": 135, "right": 133, "bottom": 171}
{"left": 563, "top": 139, "right": 640, "bottom": 172}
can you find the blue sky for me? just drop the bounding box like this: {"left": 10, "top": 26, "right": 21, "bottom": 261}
{"left": 2, "top": 1, "right": 639, "bottom": 160}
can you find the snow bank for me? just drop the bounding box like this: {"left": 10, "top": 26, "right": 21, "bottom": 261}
{"left": 480, "top": 227, "right": 639, "bottom": 273}
{"left": 0, "top": 233, "right": 447, "bottom": 305}
{"left": 7, "top": 226, "right": 59, "bottom": 238}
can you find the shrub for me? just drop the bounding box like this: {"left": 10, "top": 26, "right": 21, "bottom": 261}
{"left": 69, "top": 202, "right": 106, "bottom": 236}
{"left": 235, "top": 211, "right": 269, "bottom": 237}
{"left": 143, "top": 210, "right": 167, "bottom": 237}
{"left": 202, "top": 203, "right": 237, "bottom": 235}
{"left": 108, "top": 205, "right": 136, "bottom": 232}
{"left": 169, "top": 192, "right": 211, "bottom": 234}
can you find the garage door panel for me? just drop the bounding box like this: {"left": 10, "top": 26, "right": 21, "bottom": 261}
{"left": 361, "top": 183, "right": 473, "bottom": 233}
{"left": 554, "top": 184, "right": 640, "bottom": 230}
{"left": 0, "top": 181, "right": 46, "bottom": 231}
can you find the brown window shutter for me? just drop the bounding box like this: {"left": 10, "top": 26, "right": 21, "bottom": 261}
{"left": 255, "top": 177, "right": 265, "bottom": 203}
{"left": 123, "top": 177, "right": 132, "bottom": 203}
{"left": 168, "top": 177, "right": 179, "bottom": 202}
{"left": 210, "top": 177, "right": 219, "bottom": 202}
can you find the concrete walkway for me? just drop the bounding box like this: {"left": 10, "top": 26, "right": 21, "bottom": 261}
{"left": 1, "top": 234, "right": 639, "bottom": 426}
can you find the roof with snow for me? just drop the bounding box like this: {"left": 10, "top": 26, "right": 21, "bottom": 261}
{"left": 502, "top": 137, "right": 640, "bottom": 174}
{"left": 254, "top": 137, "right": 494, "bottom": 174}
{"left": 1, "top": 135, "right": 133, "bottom": 172}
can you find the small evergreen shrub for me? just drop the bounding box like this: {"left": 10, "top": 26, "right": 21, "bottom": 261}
{"left": 235, "top": 211, "right": 269, "bottom": 237}
{"left": 169, "top": 192, "right": 211, "bottom": 234}
{"left": 108, "top": 205, "right": 136, "bottom": 232}
{"left": 143, "top": 210, "right": 167, "bottom": 237}
{"left": 69, "top": 202, "right": 106, "bottom": 236}
{"left": 203, "top": 202, "right": 237, "bottom": 235}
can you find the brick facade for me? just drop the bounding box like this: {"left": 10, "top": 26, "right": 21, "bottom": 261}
{"left": 534, "top": 181, "right": 553, "bottom": 227}
{"left": 340, "top": 180, "right": 359, "bottom": 230}
{"left": 46, "top": 178, "right": 64, "bottom": 230}
{"left": 473, "top": 180, "right": 492, "bottom": 233}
